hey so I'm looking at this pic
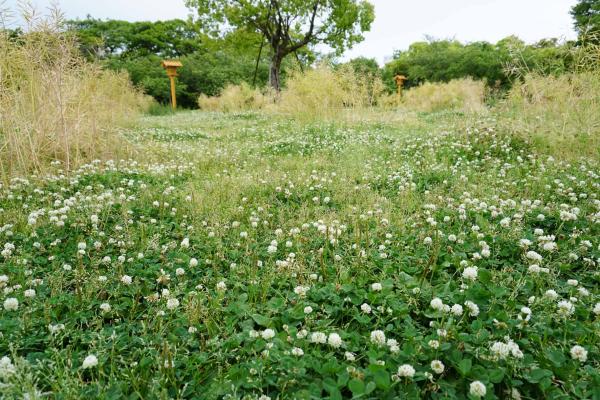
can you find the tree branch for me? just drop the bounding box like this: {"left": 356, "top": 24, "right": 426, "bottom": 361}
{"left": 286, "top": 1, "right": 319, "bottom": 53}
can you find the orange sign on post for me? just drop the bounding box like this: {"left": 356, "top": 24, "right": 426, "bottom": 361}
{"left": 161, "top": 60, "right": 183, "bottom": 109}
{"left": 394, "top": 74, "right": 407, "bottom": 97}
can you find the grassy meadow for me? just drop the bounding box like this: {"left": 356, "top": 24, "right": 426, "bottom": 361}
{"left": 1, "top": 5, "right": 600, "bottom": 398}
{"left": 0, "top": 107, "right": 599, "bottom": 399}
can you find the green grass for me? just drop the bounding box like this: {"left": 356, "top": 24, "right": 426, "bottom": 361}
{"left": 0, "top": 110, "right": 598, "bottom": 399}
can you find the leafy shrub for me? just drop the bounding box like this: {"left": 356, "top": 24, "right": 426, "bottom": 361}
{"left": 402, "top": 78, "right": 486, "bottom": 112}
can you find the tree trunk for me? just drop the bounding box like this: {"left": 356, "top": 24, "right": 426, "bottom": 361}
{"left": 269, "top": 52, "right": 284, "bottom": 91}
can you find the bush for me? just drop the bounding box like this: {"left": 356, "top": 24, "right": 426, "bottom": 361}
{"left": 402, "top": 78, "right": 486, "bottom": 112}
{"left": 0, "top": 7, "right": 150, "bottom": 176}
{"left": 198, "top": 82, "right": 268, "bottom": 112}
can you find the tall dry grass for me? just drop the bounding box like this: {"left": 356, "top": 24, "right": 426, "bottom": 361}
{"left": 401, "top": 78, "right": 486, "bottom": 113}
{"left": 198, "top": 82, "right": 269, "bottom": 112}
{"left": 0, "top": 4, "right": 151, "bottom": 177}
{"left": 276, "top": 64, "right": 386, "bottom": 119}
{"left": 197, "top": 64, "right": 386, "bottom": 120}
{"left": 499, "top": 38, "right": 600, "bottom": 158}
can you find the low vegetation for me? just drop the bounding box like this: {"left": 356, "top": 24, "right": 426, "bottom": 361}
{"left": 0, "top": 111, "right": 598, "bottom": 399}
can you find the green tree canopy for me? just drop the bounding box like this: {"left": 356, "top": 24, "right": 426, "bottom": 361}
{"left": 67, "top": 18, "right": 204, "bottom": 59}
{"left": 186, "top": 0, "right": 375, "bottom": 90}
{"left": 571, "top": 0, "right": 600, "bottom": 38}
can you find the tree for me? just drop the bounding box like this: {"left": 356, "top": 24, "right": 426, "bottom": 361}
{"left": 67, "top": 18, "right": 204, "bottom": 59}
{"left": 186, "top": 0, "right": 375, "bottom": 91}
{"left": 571, "top": 0, "right": 600, "bottom": 38}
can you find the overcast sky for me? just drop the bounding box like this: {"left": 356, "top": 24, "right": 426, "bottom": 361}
{"left": 5, "top": 0, "right": 578, "bottom": 63}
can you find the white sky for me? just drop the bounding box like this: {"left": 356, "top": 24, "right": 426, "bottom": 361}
{"left": 5, "top": 0, "right": 578, "bottom": 64}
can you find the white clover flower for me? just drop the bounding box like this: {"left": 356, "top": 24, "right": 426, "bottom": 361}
{"left": 0, "top": 356, "right": 16, "bottom": 378}
{"left": 261, "top": 329, "right": 276, "bottom": 340}
{"left": 48, "top": 323, "right": 65, "bottom": 334}
{"left": 189, "top": 258, "right": 198, "bottom": 267}
{"left": 216, "top": 281, "right": 227, "bottom": 291}
{"left": 387, "top": 339, "right": 399, "bottom": 353}
{"left": 431, "top": 360, "right": 445, "bottom": 374}
{"left": 464, "top": 301, "right": 480, "bottom": 317}
{"left": 297, "top": 329, "right": 308, "bottom": 339}
{"left": 294, "top": 286, "right": 310, "bottom": 297}
{"left": 526, "top": 251, "right": 542, "bottom": 262}
{"left": 570, "top": 345, "right": 587, "bottom": 362}
{"left": 430, "top": 297, "right": 445, "bottom": 311}
{"left": 310, "top": 332, "right": 327, "bottom": 344}
{"left": 593, "top": 303, "right": 600, "bottom": 315}
{"left": 3, "top": 297, "right": 18, "bottom": 311}
{"left": 428, "top": 340, "right": 440, "bottom": 349}
{"left": 528, "top": 264, "right": 541, "bottom": 274}
{"left": 24, "top": 289, "right": 35, "bottom": 298}
{"left": 451, "top": 304, "right": 463, "bottom": 316}
{"left": 120, "top": 275, "right": 132, "bottom": 285}
{"left": 166, "top": 298, "right": 179, "bottom": 310}
{"left": 519, "top": 239, "right": 532, "bottom": 247}
{"left": 557, "top": 300, "right": 575, "bottom": 317}
{"left": 328, "top": 333, "right": 343, "bottom": 348}
{"left": 180, "top": 238, "right": 190, "bottom": 248}
{"left": 175, "top": 268, "right": 185, "bottom": 276}
{"left": 291, "top": 347, "right": 304, "bottom": 356}
{"left": 304, "top": 306, "right": 313, "bottom": 314}
{"left": 567, "top": 279, "right": 578, "bottom": 286}
{"left": 544, "top": 289, "right": 558, "bottom": 300}
{"left": 345, "top": 352, "right": 356, "bottom": 361}
{"left": 370, "top": 330, "right": 386, "bottom": 346}
{"left": 361, "top": 303, "right": 372, "bottom": 314}
{"left": 397, "top": 364, "right": 415, "bottom": 378}
{"left": 371, "top": 282, "right": 382, "bottom": 291}
{"left": 424, "top": 237, "right": 433, "bottom": 245}
{"left": 469, "top": 381, "right": 486, "bottom": 397}
{"left": 99, "top": 303, "right": 111, "bottom": 313}
{"left": 490, "top": 338, "right": 523, "bottom": 360}
{"left": 462, "top": 266, "right": 478, "bottom": 281}
{"left": 82, "top": 354, "right": 98, "bottom": 369}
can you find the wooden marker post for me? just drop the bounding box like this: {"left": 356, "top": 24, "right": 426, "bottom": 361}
{"left": 394, "top": 74, "right": 407, "bottom": 97}
{"left": 161, "top": 60, "right": 183, "bottom": 109}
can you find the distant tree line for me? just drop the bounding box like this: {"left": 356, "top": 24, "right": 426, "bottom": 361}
{"left": 380, "top": 36, "right": 574, "bottom": 93}
{"left": 54, "top": 0, "right": 598, "bottom": 107}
